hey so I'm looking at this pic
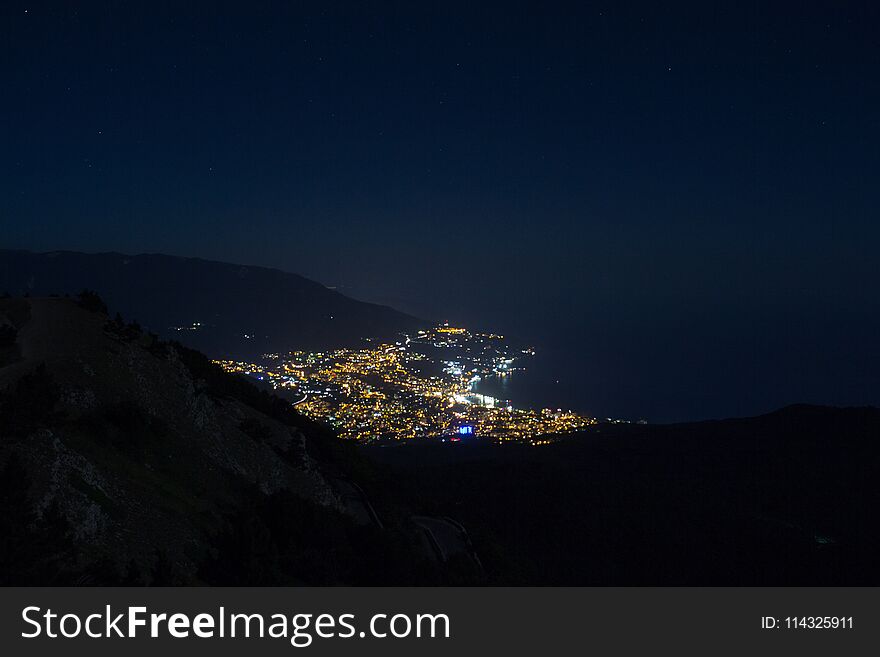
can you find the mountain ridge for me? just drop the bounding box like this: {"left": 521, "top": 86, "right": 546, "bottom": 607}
{"left": 0, "top": 249, "right": 427, "bottom": 359}
{"left": 0, "top": 296, "right": 450, "bottom": 585}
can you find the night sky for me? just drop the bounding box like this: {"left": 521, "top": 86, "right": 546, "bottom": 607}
{"left": 3, "top": 1, "right": 879, "bottom": 421}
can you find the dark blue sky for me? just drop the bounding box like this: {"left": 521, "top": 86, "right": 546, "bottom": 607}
{"left": 2, "top": 1, "right": 879, "bottom": 420}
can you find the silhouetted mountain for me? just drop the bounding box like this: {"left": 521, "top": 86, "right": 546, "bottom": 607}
{"left": 372, "top": 404, "right": 880, "bottom": 585}
{"left": 0, "top": 297, "right": 451, "bottom": 585}
{"left": 0, "top": 250, "right": 426, "bottom": 358}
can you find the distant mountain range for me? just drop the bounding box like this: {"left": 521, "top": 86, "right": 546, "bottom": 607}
{"left": 0, "top": 250, "right": 426, "bottom": 358}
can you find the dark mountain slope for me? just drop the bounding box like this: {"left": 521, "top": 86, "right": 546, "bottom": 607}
{"left": 370, "top": 405, "right": 880, "bottom": 584}
{"left": 0, "top": 250, "right": 426, "bottom": 358}
{"left": 0, "top": 297, "right": 442, "bottom": 585}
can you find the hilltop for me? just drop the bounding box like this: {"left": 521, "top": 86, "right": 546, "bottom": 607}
{"left": 0, "top": 250, "right": 426, "bottom": 358}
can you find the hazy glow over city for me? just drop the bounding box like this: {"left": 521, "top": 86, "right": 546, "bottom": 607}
{"left": 216, "top": 324, "right": 595, "bottom": 443}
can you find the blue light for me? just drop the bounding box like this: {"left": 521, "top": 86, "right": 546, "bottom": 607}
{"left": 458, "top": 425, "right": 474, "bottom": 435}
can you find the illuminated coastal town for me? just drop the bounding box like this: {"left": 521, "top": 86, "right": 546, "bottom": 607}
{"left": 215, "top": 324, "right": 596, "bottom": 444}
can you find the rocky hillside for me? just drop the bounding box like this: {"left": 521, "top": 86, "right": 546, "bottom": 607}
{"left": 0, "top": 296, "right": 453, "bottom": 585}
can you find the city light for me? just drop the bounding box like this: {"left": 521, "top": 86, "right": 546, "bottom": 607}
{"left": 215, "top": 323, "right": 595, "bottom": 444}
